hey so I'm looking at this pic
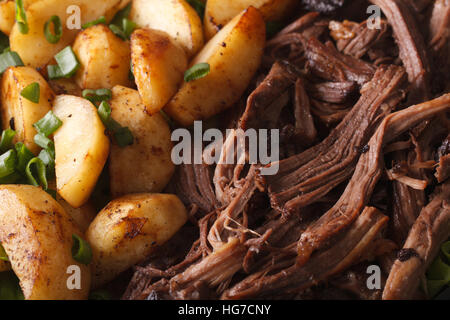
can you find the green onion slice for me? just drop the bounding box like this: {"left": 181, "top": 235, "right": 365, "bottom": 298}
{"left": 0, "top": 150, "right": 17, "bottom": 179}
{"left": 34, "top": 133, "right": 53, "bottom": 150}
{"left": 47, "top": 64, "right": 64, "bottom": 80}
{"left": 82, "top": 16, "right": 106, "bottom": 29}
{"left": 15, "top": 0, "right": 28, "bottom": 34}
{"left": 0, "top": 51, "right": 24, "bottom": 74}
{"left": 15, "top": 142, "right": 34, "bottom": 174}
{"left": 109, "top": 24, "right": 127, "bottom": 40}
{"left": 20, "top": 82, "right": 40, "bottom": 103}
{"left": 44, "top": 15, "right": 63, "bottom": 44}
{"left": 0, "top": 129, "right": 16, "bottom": 153}
{"left": 98, "top": 101, "right": 134, "bottom": 147}
{"left": 45, "top": 188, "right": 57, "bottom": 199}
{"left": 71, "top": 234, "right": 92, "bottom": 265}
{"left": 0, "top": 32, "right": 9, "bottom": 53}
{"left": 184, "top": 63, "right": 210, "bottom": 82}
{"left": 0, "top": 271, "right": 24, "bottom": 300}
{"left": 114, "top": 126, "right": 134, "bottom": 148}
{"left": 110, "top": 2, "right": 132, "bottom": 26}
{"left": 54, "top": 46, "right": 80, "bottom": 78}
{"left": 25, "top": 157, "right": 47, "bottom": 189}
{"left": 0, "top": 244, "right": 8, "bottom": 262}
{"left": 82, "top": 88, "right": 112, "bottom": 103}
{"left": 33, "top": 111, "right": 63, "bottom": 137}
{"left": 186, "top": 0, "right": 205, "bottom": 19}
{"left": 122, "top": 18, "right": 136, "bottom": 38}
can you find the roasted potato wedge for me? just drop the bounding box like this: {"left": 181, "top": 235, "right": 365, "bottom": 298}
{"left": 53, "top": 95, "right": 110, "bottom": 208}
{"left": 9, "top": 0, "right": 123, "bottom": 68}
{"left": 204, "top": 0, "right": 296, "bottom": 39}
{"left": 0, "top": 185, "right": 91, "bottom": 300}
{"left": 131, "top": 28, "right": 187, "bottom": 115}
{"left": 86, "top": 193, "right": 188, "bottom": 288}
{"left": 165, "top": 7, "right": 265, "bottom": 126}
{"left": 0, "top": 0, "right": 15, "bottom": 35}
{"left": 73, "top": 25, "right": 132, "bottom": 89}
{"left": 1, "top": 66, "right": 54, "bottom": 154}
{"left": 130, "top": 0, "right": 204, "bottom": 57}
{"left": 48, "top": 78, "right": 82, "bottom": 96}
{"left": 109, "top": 85, "right": 174, "bottom": 197}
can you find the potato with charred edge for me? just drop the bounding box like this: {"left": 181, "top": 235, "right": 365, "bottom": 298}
{"left": 130, "top": 0, "right": 204, "bottom": 57}
{"left": 0, "top": 185, "right": 91, "bottom": 300}
{"left": 1, "top": 66, "right": 54, "bottom": 154}
{"left": 164, "top": 7, "right": 265, "bottom": 126}
{"left": 109, "top": 85, "right": 174, "bottom": 197}
{"left": 9, "top": 0, "right": 123, "bottom": 68}
{"left": 131, "top": 28, "right": 188, "bottom": 115}
{"left": 86, "top": 193, "right": 188, "bottom": 288}
{"left": 204, "top": 0, "right": 297, "bottom": 39}
{"left": 53, "top": 95, "right": 110, "bottom": 208}
{"left": 73, "top": 25, "right": 132, "bottom": 90}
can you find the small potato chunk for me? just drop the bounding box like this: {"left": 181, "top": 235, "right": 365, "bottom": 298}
{"left": 130, "top": 0, "right": 204, "bottom": 57}
{"left": 86, "top": 193, "right": 188, "bottom": 288}
{"left": 109, "top": 85, "right": 174, "bottom": 197}
{"left": 164, "top": 7, "right": 265, "bottom": 126}
{"left": 73, "top": 25, "right": 132, "bottom": 89}
{"left": 204, "top": 0, "right": 297, "bottom": 39}
{"left": 0, "top": 0, "right": 15, "bottom": 35}
{"left": 131, "top": 28, "right": 187, "bottom": 115}
{"left": 53, "top": 95, "right": 110, "bottom": 208}
{"left": 1, "top": 66, "right": 54, "bottom": 154}
{"left": 9, "top": 0, "right": 123, "bottom": 68}
{"left": 0, "top": 185, "right": 91, "bottom": 300}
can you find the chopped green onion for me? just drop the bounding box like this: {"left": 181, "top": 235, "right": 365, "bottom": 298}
{"left": 0, "top": 129, "right": 16, "bottom": 153}
{"left": 110, "top": 2, "right": 132, "bottom": 26}
{"left": 98, "top": 101, "right": 134, "bottom": 147}
{"left": 82, "top": 88, "right": 112, "bottom": 103}
{"left": 0, "top": 150, "right": 17, "bottom": 179}
{"left": 25, "top": 157, "right": 47, "bottom": 189}
{"left": 71, "top": 234, "right": 92, "bottom": 265}
{"left": 45, "top": 188, "right": 57, "bottom": 199}
{"left": 186, "top": 0, "right": 205, "bottom": 19}
{"left": 122, "top": 18, "right": 136, "bottom": 38}
{"left": 0, "top": 172, "right": 21, "bottom": 184}
{"left": 44, "top": 15, "right": 63, "bottom": 44}
{"left": 0, "top": 244, "right": 8, "bottom": 262}
{"left": 33, "top": 111, "right": 63, "bottom": 137}
{"left": 54, "top": 46, "right": 80, "bottom": 78}
{"left": 38, "top": 148, "right": 55, "bottom": 175}
{"left": 15, "top": 142, "right": 34, "bottom": 174}
{"left": 109, "top": 24, "right": 127, "bottom": 40}
{"left": 0, "top": 271, "right": 24, "bottom": 300}
{"left": 15, "top": 0, "right": 28, "bottom": 34}
{"left": 20, "top": 82, "right": 40, "bottom": 103}
{"left": 47, "top": 64, "right": 64, "bottom": 80}
{"left": 0, "top": 51, "right": 24, "bottom": 74}
{"left": 184, "top": 63, "right": 210, "bottom": 82}
{"left": 129, "top": 60, "right": 134, "bottom": 80}
{"left": 34, "top": 133, "right": 53, "bottom": 150}
{"left": 89, "top": 289, "right": 112, "bottom": 300}
{"left": 82, "top": 16, "right": 106, "bottom": 29}
{"left": 0, "top": 32, "right": 9, "bottom": 53}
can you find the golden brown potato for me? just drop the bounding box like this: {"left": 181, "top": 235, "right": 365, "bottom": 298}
{"left": 73, "top": 25, "right": 132, "bottom": 90}
{"left": 0, "top": 185, "right": 91, "bottom": 300}
{"left": 109, "top": 85, "right": 175, "bottom": 197}
{"left": 48, "top": 78, "right": 82, "bottom": 96}
{"left": 130, "top": 0, "right": 204, "bottom": 57}
{"left": 204, "top": 0, "right": 296, "bottom": 39}
{"left": 164, "top": 7, "right": 265, "bottom": 126}
{"left": 131, "top": 28, "right": 187, "bottom": 115}
{"left": 0, "top": 0, "right": 15, "bottom": 35}
{"left": 53, "top": 95, "right": 110, "bottom": 208}
{"left": 86, "top": 193, "right": 188, "bottom": 288}
{"left": 9, "top": 0, "right": 123, "bottom": 68}
{"left": 0, "top": 66, "right": 55, "bottom": 154}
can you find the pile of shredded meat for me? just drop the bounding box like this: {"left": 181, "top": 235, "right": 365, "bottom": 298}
{"left": 122, "top": 0, "right": 450, "bottom": 300}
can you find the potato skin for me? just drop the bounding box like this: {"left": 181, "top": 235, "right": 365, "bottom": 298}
{"left": 9, "top": 0, "right": 123, "bottom": 68}
{"left": 204, "top": 0, "right": 297, "bottom": 39}
{"left": 130, "top": 0, "right": 204, "bottom": 57}
{"left": 109, "top": 85, "right": 175, "bottom": 198}
{"left": 73, "top": 25, "right": 132, "bottom": 89}
{"left": 53, "top": 95, "right": 110, "bottom": 208}
{"left": 1, "top": 66, "right": 55, "bottom": 154}
{"left": 86, "top": 193, "right": 188, "bottom": 288}
{"left": 131, "top": 28, "right": 188, "bottom": 115}
{"left": 0, "top": 185, "right": 91, "bottom": 300}
{"left": 164, "top": 7, "right": 266, "bottom": 126}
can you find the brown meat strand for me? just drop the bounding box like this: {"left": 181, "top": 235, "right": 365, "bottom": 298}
{"left": 294, "top": 77, "right": 317, "bottom": 146}
{"left": 222, "top": 207, "right": 388, "bottom": 299}
{"left": 370, "top": 0, "right": 432, "bottom": 101}
{"left": 383, "top": 183, "right": 450, "bottom": 300}
{"left": 265, "top": 65, "right": 406, "bottom": 216}
{"left": 306, "top": 80, "right": 358, "bottom": 103}
{"left": 296, "top": 93, "right": 450, "bottom": 266}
